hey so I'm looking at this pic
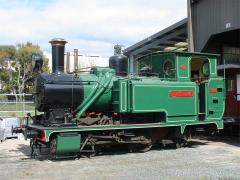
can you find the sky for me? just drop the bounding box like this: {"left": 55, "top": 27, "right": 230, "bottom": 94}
{"left": 0, "top": 0, "right": 187, "bottom": 57}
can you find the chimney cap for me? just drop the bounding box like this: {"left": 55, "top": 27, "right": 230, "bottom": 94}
{"left": 49, "top": 38, "right": 67, "bottom": 46}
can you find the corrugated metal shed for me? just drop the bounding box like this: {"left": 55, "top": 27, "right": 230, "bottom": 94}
{"left": 191, "top": 0, "right": 240, "bottom": 52}
{"left": 124, "top": 0, "right": 240, "bottom": 73}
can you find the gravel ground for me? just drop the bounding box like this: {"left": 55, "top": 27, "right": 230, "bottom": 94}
{"left": 0, "top": 137, "right": 239, "bottom": 180}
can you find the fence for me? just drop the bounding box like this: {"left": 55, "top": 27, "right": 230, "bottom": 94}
{"left": 0, "top": 94, "right": 35, "bottom": 117}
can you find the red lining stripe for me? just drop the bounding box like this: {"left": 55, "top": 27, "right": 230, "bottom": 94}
{"left": 170, "top": 91, "right": 194, "bottom": 97}
{"left": 180, "top": 64, "right": 187, "bottom": 69}
{"left": 208, "top": 88, "right": 218, "bottom": 93}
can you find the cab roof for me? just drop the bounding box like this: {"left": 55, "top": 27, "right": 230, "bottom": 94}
{"left": 137, "top": 51, "right": 220, "bottom": 60}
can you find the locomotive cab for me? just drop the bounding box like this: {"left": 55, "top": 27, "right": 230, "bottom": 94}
{"left": 137, "top": 52, "right": 225, "bottom": 122}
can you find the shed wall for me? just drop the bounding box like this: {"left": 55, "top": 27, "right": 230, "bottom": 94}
{"left": 191, "top": 0, "right": 240, "bottom": 51}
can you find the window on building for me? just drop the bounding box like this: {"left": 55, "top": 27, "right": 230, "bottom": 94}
{"left": 226, "top": 79, "right": 234, "bottom": 92}
{"left": 223, "top": 46, "right": 240, "bottom": 64}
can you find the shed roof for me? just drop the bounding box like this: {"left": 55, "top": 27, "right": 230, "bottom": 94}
{"left": 136, "top": 51, "right": 219, "bottom": 61}
{"left": 123, "top": 18, "right": 188, "bottom": 58}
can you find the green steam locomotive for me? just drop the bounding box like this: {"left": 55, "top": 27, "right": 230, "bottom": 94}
{"left": 14, "top": 38, "right": 225, "bottom": 158}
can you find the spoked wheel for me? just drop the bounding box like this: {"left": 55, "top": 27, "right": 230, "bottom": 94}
{"left": 129, "top": 143, "right": 153, "bottom": 153}
{"left": 173, "top": 135, "right": 189, "bottom": 148}
{"left": 50, "top": 138, "right": 57, "bottom": 159}
{"left": 128, "top": 135, "right": 153, "bottom": 153}
{"left": 89, "top": 144, "right": 97, "bottom": 158}
{"left": 137, "top": 143, "right": 153, "bottom": 153}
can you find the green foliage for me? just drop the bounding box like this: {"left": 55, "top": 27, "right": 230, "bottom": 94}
{"left": 0, "top": 42, "right": 49, "bottom": 94}
{"left": 0, "top": 45, "right": 16, "bottom": 63}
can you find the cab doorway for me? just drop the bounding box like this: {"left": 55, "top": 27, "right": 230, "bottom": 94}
{"left": 190, "top": 57, "right": 210, "bottom": 120}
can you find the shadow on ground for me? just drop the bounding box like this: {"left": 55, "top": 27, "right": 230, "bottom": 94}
{"left": 206, "top": 136, "right": 240, "bottom": 147}
{"left": 7, "top": 138, "right": 212, "bottom": 161}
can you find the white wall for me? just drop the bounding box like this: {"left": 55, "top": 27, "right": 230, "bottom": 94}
{"left": 65, "top": 54, "right": 109, "bottom": 72}
{"left": 44, "top": 52, "right": 109, "bottom": 73}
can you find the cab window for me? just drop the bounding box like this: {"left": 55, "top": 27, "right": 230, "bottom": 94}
{"left": 190, "top": 57, "right": 209, "bottom": 82}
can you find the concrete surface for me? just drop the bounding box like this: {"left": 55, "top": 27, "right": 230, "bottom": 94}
{"left": 0, "top": 137, "right": 239, "bottom": 180}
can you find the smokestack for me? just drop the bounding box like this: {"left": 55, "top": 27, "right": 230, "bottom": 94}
{"left": 74, "top": 49, "right": 78, "bottom": 71}
{"left": 49, "top": 38, "right": 67, "bottom": 73}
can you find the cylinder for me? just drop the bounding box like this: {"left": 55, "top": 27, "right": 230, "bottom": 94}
{"left": 49, "top": 38, "right": 67, "bottom": 73}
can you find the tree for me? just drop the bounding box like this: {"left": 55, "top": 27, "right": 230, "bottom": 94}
{"left": 0, "top": 45, "right": 16, "bottom": 63}
{"left": 0, "top": 46, "right": 17, "bottom": 94}
{"left": 0, "top": 42, "right": 49, "bottom": 95}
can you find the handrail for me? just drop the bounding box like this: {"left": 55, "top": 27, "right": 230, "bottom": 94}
{"left": 74, "top": 72, "right": 112, "bottom": 119}
{"left": 73, "top": 82, "right": 99, "bottom": 115}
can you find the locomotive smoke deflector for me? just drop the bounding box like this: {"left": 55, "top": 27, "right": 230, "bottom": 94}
{"left": 49, "top": 38, "right": 67, "bottom": 73}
